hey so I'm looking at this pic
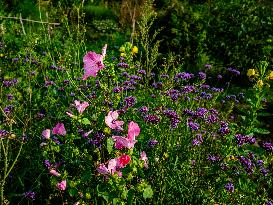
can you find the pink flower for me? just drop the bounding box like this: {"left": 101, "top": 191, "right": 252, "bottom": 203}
{"left": 112, "top": 136, "right": 137, "bottom": 149}
{"left": 112, "top": 121, "right": 140, "bottom": 149}
{"left": 82, "top": 51, "right": 105, "bottom": 80}
{"left": 108, "top": 158, "right": 118, "bottom": 174}
{"left": 97, "top": 155, "right": 131, "bottom": 176}
{"left": 49, "top": 169, "right": 61, "bottom": 177}
{"left": 74, "top": 100, "right": 89, "bottom": 114}
{"left": 97, "top": 164, "right": 109, "bottom": 175}
{"left": 42, "top": 129, "right": 50, "bottom": 139}
{"left": 52, "top": 123, "right": 66, "bottom": 136}
{"left": 140, "top": 151, "right": 148, "bottom": 169}
{"left": 127, "top": 121, "right": 140, "bottom": 141}
{"left": 56, "top": 180, "right": 66, "bottom": 191}
{"left": 105, "top": 111, "right": 124, "bottom": 130}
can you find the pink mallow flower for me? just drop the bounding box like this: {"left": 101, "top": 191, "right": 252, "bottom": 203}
{"left": 97, "top": 154, "right": 131, "bottom": 176}
{"left": 49, "top": 169, "right": 61, "bottom": 177}
{"left": 52, "top": 123, "right": 66, "bottom": 136}
{"left": 105, "top": 111, "right": 124, "bottom": 130}
{"left": 56, "top": 180, "right": 66, "bottom": 191}
{"left": 140, "top": 151, "right": 148, "bottom": 169}
{"left": 42, "top": 129, "right": 50, "bottom": 139}
{"left": 82, "top": 46, "right": 106, "bottom": 80}
{"left": 74, "top": 100, "right": 89, "bottom": 114}
{"left": 112, "top": 121, "right": 140, "bottom": 149}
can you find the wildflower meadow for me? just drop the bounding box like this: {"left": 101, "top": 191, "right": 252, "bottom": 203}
{"left": 1, "top": 0, "right": 273, "bottom": 204}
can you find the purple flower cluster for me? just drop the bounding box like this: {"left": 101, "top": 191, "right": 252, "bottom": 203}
{"left": 130, "top": 75, "right": 142, "bottom": 81}
{"left": 234, "top": 134, "right": 256, "bottom": 146}
{"left": 148, "top": 139, "right": 159, "bottom": 148}
{"left": 227, "top": 67, "right": 240, "bottom": 75}
{"left": 144, "top": 114, "right": 160, "bottom": 124}
{"left": 24, "top": 191, "right": 36, "bottom": 201}
{"left": 124, "top": 96, "right": 137, "bottom": 108}
{"left": 89, "top": 132, "right": 105, "bottom": 148}
{"left": 237, "top": 156, "right": 255, "bottom": 174}
{"left": 138, "top": 69, "right": 146, "bottom": 75}
{"left": 163, "top": 109, "right": 181, "bottom": 128}
{"left": 0, "top": 130, "right": 9, "bottom": 138}
{"left": 192, "top": 134, "right": 203, "bottom": 146}
{"left": 198, "top": 71, "right": 206, "bottom": 80}
{"left": 187, "top": 119, "right": 200, "bottom": 131}
{"left": 117, "top": 62, "right": 129, "bottom": 68}
{"left": 4, "top": 105, "right": 14, "bottom": 114}
{"left": 152, "top": 82, "right": 163, "bottom": 90}
{"left": 224, "top": 182, "right": 234, "bottom": 192}
{"left": 211, "top": 87, "right": 224, "bottom": 92}
{"left": 113, "top": 86, "right": 123, "bottom": 93}
{"left": 207, "top": 155, "right": 220, "bottom": 162}
{"left": 194, "top": 108, "right": 208, "bottom": 118}
{"left": 3, "top": 78, "right": 18, "bottom": 87}
{"left": 138, "top": 106, "right": 149, "bottom": 114}
{"left": 181, "top": 85, "right": 196, "bottom": 94}
{"left": 262, "top": 142, "right": 273, "bottom": 151}
{"left": 218, "top": 121, "right": 229, "bottom": 135}
{"left": 174, "top": 72, "right": 194, "bottom": 81}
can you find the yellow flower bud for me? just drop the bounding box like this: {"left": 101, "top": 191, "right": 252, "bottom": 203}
{"left": 257, "top": 80, "right": 264, "bottom": 88}
{"left": 119, "top": 46, "right": 125, "bottom": 53}
{"left": 269, "top": 71, "right": 273, "bottom": 80}
{"left": 120, "top": 52, "right": 126, "bottom": 57}
{"left": 0, "top": 54, "right": 4, "bottom": 57}
{"left": 132, "top": 46, "right": 138, "bottom": 54}
{"left": 247, "top": 69, "right": 255, "bottom": 77}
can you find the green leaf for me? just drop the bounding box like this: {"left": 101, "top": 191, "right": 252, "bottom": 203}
{"left": 143, "top": 185, "right": 153, "bottom": 199}
{"left": 81, "top": 118, "right": 91, "bottom": 125}
{"left": 257, "top": 112, "right": 272, "bottom": 117}
{"left": 127, "top": 189, "right": 134, "bottom": 205}
{"left": 253, "top": 128, "right": 270, "bottom": 135}
{"left": 68, "top": 188, "right": 78, "bottom": 197}
{"left": 107, "top": 138, "right": 114, "bottom": 154}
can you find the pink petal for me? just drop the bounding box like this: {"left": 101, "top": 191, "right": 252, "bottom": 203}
{"left": 97, "top": 164, "right": 109, "bottom": 175}
{"left": 112, "top": 136, "right": 137, "bottom": 149}
{"left": 50, "top": 169, "right": 61, "bottom": 177}
{"left": 82, "top": 52, "right": 104, "bottom": 80}
{"left": 42, "top": 129, "right": 50, "bottom": 139}
{"left": 52, "top": 123, "right": 66, "bottom": 136}
{"left": 128, "top": 121, "right": 140, "bottom": 141}
{"left": 74, "top": 100, "right": 89, "bottom": 114}
{"left": 56, "top": 180, "right": 66, "bottom": 191}
{"left": 140, "top": 151, "right": 148, "bottom": 168}
{"left": 108, "top": 158, "right": 118, "bottom": 174}
{"left": 105, "top": 111, "right": 124, "bottom": 129}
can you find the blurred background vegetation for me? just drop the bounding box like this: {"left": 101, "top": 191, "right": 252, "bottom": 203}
{"left": 1, "top": 0, "right": 273, "bottom": 80}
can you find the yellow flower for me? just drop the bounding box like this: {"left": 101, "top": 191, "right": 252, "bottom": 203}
{"left": 0, "top": 53, "right": 4, "bottom": 57}
{"left": 132, "top": 46, "right": 138, "bottom": 54}
{"left": 120, "top": 52, "right": 126, "bottom": 57}
{"left": 269, "top": 71, "right": 273, "bottom": 80}
{"left": 119, "top": 46, "right": 125, "bottom": 53}
{"left": 257, "top": 80, "right": 264, "bottom": 88}
{"left": 247, "top": 69, "right": 255, "bottom": 77}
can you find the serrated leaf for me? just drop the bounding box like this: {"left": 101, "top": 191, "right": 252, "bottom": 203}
{"left": 107, "top": 138, "right": 114, "bottom": 154}
{"left": 253, "top": 128, "right": 270, "bottom": 135}
{"left": 143, "top": 185, "right": 153, "bottom": 199}
{"left": 81, "top": 118, "right": 91, "bottom": 125}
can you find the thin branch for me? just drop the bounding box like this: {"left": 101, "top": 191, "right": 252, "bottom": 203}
{"left": 0, "top": 16, "right": 60, "bottom": 25}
